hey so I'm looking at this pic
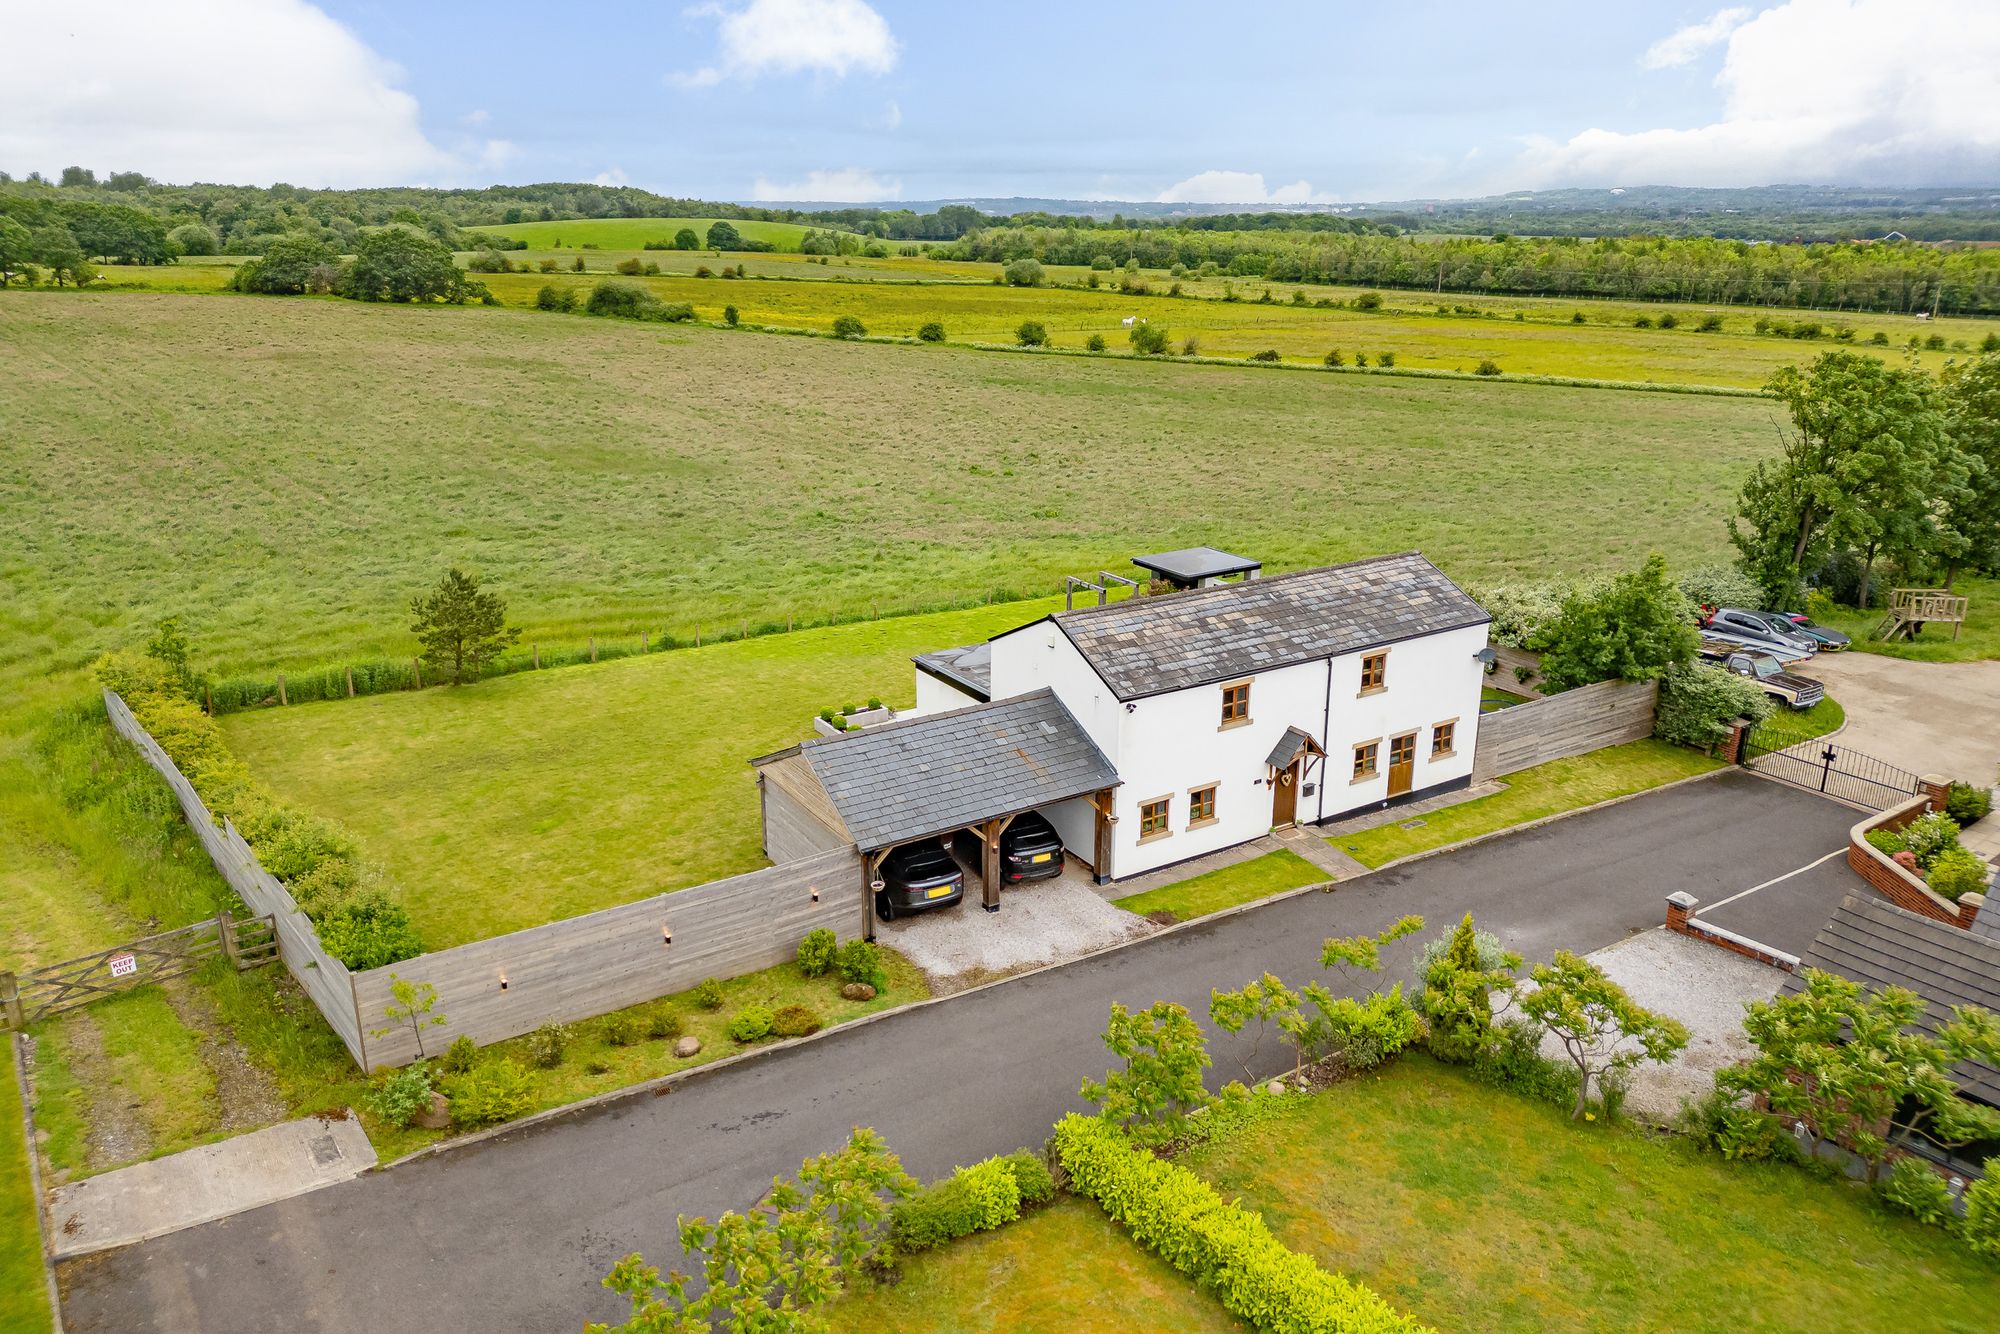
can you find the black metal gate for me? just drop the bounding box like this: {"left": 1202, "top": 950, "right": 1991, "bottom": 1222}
{"left": 1741, "top": 721, "right": 1921, "bottom": 810}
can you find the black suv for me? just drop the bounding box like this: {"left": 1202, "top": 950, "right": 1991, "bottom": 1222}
{"left": 953, "top": 810, "right": 1066, "bottom": 884}
{"left": 875, "top": 841, "right": 964, "bottom": 920}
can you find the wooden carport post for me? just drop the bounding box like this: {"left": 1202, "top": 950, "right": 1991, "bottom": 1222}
{"left": 1090, "top": 788, "right": 1116, "bottom": 884}
{"left": 980, "top": 814, "right": 1017, "bottom": 914}
{"left": 860, "top": 847, "right": 889, "bottom": 942}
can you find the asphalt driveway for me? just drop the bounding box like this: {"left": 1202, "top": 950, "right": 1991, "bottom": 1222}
{"left": 57, "top": 770, "right": 1864, "bottom": 1334}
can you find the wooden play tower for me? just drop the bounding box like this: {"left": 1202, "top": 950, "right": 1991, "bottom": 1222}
{"left": 1874, "top": 587, "right": 1969, "bottom": 642}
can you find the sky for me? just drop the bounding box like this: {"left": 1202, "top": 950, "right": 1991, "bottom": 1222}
{"left": 3, "top": 0, "right": 1998, "bottom": 203}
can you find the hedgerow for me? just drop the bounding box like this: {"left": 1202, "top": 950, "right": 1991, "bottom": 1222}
{"left": 1051, "top": 1114, "right": 1428, "bottom": 1333}
{"left": 888, "top": 1151, "right": 1053, "bottom": 1253}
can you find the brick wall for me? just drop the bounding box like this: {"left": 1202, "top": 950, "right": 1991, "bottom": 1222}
{"left": 1664, "top": 892, "right": 1799, "bottom": 971}
{"left": 1846, "top": 788, "right": 1986, "bottom": 931}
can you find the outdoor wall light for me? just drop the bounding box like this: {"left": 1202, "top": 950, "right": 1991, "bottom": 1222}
{"left": 662, "top": 924, "right": 673, "bottom": 946}
{"left": 870, "top": 878, "right": 886, "bottom": 891}
{"left": 498, "top": 973, "right": 509, "bottom": 991}
{"left": 810, "top": 885, "right": 820, "bottom": 903}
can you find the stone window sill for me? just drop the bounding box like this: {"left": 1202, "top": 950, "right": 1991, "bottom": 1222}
{"left": 1351, "top": 771, "right": 1378, "bottom": 786}
{"left": 1217, "top": 717, "right": 1253, "bottom": 732}
{"left": 1185, "top": 816, "right": 1219, "bottom": 832}
{"left": 1138, "top": 829, "right": 1173, "bottom": 845}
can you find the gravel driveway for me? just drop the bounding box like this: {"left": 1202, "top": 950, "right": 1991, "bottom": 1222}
{"left": 878, "top": 868, "right": 1156, "bottom": 992}
{"left": 1807, "top": 652, "right": 2000, "bottom": 784}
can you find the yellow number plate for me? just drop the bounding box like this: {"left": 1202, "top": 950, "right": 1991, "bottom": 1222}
{"left": 925, "top": 885, "right": 953, "bottom": 899}
{"left": 1032, "top": 852, "right": 1053, "bottom": 863}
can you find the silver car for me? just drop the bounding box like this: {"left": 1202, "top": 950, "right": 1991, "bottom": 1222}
{"left": 1703, "top": 608, "right": 1818, "bottom": 661}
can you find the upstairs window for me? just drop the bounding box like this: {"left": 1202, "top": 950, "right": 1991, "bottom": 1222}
{"left": 1360, "top": 653, "right": 1388, "bottom": 692}
{"left": 1221, "top": 682, "right": 1251, "bottom": 726}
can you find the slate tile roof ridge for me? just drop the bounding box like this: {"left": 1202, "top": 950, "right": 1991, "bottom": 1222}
{"left": 1056, "top": 550, "right": 1429, "bottom": 625}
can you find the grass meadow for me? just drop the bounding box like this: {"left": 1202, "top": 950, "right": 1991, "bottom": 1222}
{"left": 460, "top": 215, "right": 860, "bottom": 252}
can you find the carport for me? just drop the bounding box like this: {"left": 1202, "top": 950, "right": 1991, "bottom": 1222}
{"left": 749, "top": 689, "right": 1121, "bottom": 941}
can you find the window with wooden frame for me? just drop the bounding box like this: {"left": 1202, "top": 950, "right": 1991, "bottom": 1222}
{"left": 1139, "top": 797, "right": 1171, "bottom": 839}
{"left": 1187, "top": 784, "right": 1217, "bottom": 827}
{"left": 1431, "top": 719, "right": 1457, "bottom": 758}
{"left": 1359, "top": 652, "right": 1388, "bottom": 694}
{"left": 1351, "top": 740, "right": 1380, "bottom": 782}
{"left": 1219, "top": 681, "right": 1251, "bottom": 727}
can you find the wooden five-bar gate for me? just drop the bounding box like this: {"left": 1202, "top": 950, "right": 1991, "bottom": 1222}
{"left": 0, "top": 910, "right": 277, "bottom": 1031}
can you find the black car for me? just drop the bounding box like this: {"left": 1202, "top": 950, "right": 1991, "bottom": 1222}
{"left": 875, "top": 840, "right": 964, "bottom": 920}
{"left": 953, "top": 810, "right": 1066, "bottom": 885}
{"left": 1780, "top": 613, "right": 1852, "bottom": 651}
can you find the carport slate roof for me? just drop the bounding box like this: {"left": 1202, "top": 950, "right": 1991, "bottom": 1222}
{"left": 792, "top": 688, "right": 1118, "bottom": 851}
{"left": 1788, "top": 894, "right": 2000, "bottom": 1104}
{"left": 1047, "top": 551, "right": 1490, "bottom": 700}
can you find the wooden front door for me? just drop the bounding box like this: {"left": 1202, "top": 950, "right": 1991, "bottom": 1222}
{"left": 1271, "top": 760, "right": 1299, "bottom": 827}
{"left": 1387, "top": 733, "right": 1416, "bottom": 797}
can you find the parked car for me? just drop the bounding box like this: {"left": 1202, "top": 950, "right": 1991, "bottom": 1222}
{"left": 952, "top": 809, "right": 1066, "bottom": 884}
{"left": 874, "top": 840, "right": 964, "bottom": 920}
{"left": 1779, "top": 613, "right": 1851, "bottom": 650}
{"left": 1698, "top": 643, "right": 1825, "bottom": 710}
{"left": 1703, "top": 607, "right": 1819, "bottom": 659}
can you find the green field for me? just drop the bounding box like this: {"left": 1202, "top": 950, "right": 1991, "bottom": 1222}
{"left": 462, "top": 216, "right": 852, "bottom": 253}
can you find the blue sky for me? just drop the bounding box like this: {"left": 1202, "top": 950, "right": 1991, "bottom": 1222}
{"left": 6, "top": 1, "right": 1998, "bottom": 200}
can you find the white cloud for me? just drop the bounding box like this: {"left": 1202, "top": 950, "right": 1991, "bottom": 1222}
{"left": 1156, "top": 170, "right": 1330, "bottom": 205}
{"left": 750, "top": 167, "right": 900, "bottom": 201}
{"left": 461, "top": 108, "right": 492, "bottom": 127}
{"left": 1641, "top": 6, "right": 1750, "bottom": 69}
{"left": 882, "top": 99, "right": 902, "bottom": 130}
{"left": 0, "top": 0, "right": 456, "bottom": 186}
{"left": 478, "top": 140, "right": 517, "bottom": 168}
{"left": 677, "top": 0, "right": 898, "bottom": 87}
{"left": 1523, "top": 0, "right": 2000, "bottom": 187}
{"left": 593, "top": 167, "right": 632, "bottom": 187}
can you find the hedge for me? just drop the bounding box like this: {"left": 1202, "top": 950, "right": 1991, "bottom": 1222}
{"left": 889, "top": 1151, "right": 1054, "bottom": 1253}
{"left": 1051, "top": 1114, "right": 1428, "bottom": 1334}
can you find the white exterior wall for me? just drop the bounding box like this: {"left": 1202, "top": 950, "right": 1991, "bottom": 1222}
{"left": 1316, "top": 622, "right": 1487, "bottom": 824}
{"left": 987, "top": 622, "right": 1124, "bottom": 766}
{"left": 911, "top": 670, "right": 982, "bottom": 718}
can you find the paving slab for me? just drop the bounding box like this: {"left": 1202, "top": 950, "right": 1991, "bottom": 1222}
{"left": 47, "top": 1112, "right": 373, "bottom": 1260}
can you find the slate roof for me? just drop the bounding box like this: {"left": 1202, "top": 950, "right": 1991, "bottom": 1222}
{"left": 772, "top": 689, "right": 1118, "bottom": 851}
{"left": 1265, "top": 726, "right": 1319, "bottom": 771}
{"left": 1041, "top": 551, "right": 1490, "bottom": 700}
{"left": 1787, "top": 894, "right": 2000, "bottom": 1105}
{"left": 1132, "top": 547, "right": 1262, "bottom": 583}
{"left": 912, "top": 642, "right": 992, "bottom": 701}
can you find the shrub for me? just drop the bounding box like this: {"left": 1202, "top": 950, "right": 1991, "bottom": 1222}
{"left": 836, "top": 939, "right": 888, "bottom": 991}
{"left": 1080, "top": 1001, "right": 1212, "bottom": 1141}
{"left": 367, "top": 1061, "right": 434, "bottom": 1127}
{"left": 691, "top": 978, "right": 725, "bottom": 1010}
{"left": 1016, "top": 320, "right": 1048, "bottom": 347}
{"left": 1052, "top": 1114, "right": 1421, "bottom": 1333}
{"left": 584, "top": 280, "right": 692, "bottom": 323}
{"left": 1659, "top": 312, "right": 1680, "bottom": 329}
{"left": 615, "top": 256, "right": 644, "bottom": 275}
{"left": 1353, "top": 291, "right": 1383, "bottom": 310}
{"left": 1903, "top": 811, "right": 1962, "bottom": 869}
{"left": 1353, "top": 352, "right": 1368, "bottom": 367}
{"left": 1323, "top": 348, "right": 1344, "bottom": 367}
{"left": 796, "top": 927, "right": 838, "bottom": 978}
{"left": 1538, "top": 554, "right": 1700, "bottom": 692}
{"left": 1129, "top": 322, "right": 1169, "bottom": 355}
{"left": 1927, "top": 847, "right": 1989, "bottom": 900}
{"left": 1084, "top": 333, "right": 1106, "bottom": 352}
{"left": 889, "top": 1155, "right": 1029, "bottom": 1253}
{"left": 1180, "top": 336, "right": 1200, "bottom": 357}
{"left": 1676, "top": 562, "right": 1764, "bottom": 612}
{"left": 1474, "top": 358, "right": 1502, "bottom": 376}
{"left": 727, "top": 1006, "right": 775, "bottom": 1043}
{"left": 1570, "top": 311, "right": 1587, "bottom": 324}
{"left": 1420, "top": 915, "right": 1519, "bottom": 1063}
{"left": 723, "top": 304, "right": 738, "bottom": 326}
{"left": 1697, "top": 313, "right": 1725, "bottom": 332}
{"left": 1678, "top": 1089, "right": 1799, "bottom": 1163}
{"left": 534, "top": 283, "right": 576, "bottom": 312}
{"left": 1090, "top": 254, "right": 1114, "bottom": 271}
{"left": 1002, "top": 258, "right": 1045, "bottom": 287}
{"left": 525, "top": 1021, "right": 573, "bottom": 1069}
{"left": 917, "top": 321, "right": 945, "bottom": 342}
{"left": 603, "top": 1014, "right": 644, "bottom": 1047}
{"left": 831, "top": 314, "right": 866, "bottom": 339}
{"left": 448, "top": 1060, "right": 534, "bottom": 1128}
{"left": 1946, "top": 782, "right": 1993, "bottom": 825}
{"left": 1377, "top": 352, "right": 1396, "bottom": 367}
{"left": 437, "top": 1035, "right": 478, "bottom": 1076}
{"left": 1653, "top": 658, "right": 1772, "bottom": 749}
{"left": 572, "top": 256, "right": 586, "bottom": 272}
{"left": 1469, "top": 1017, "right": 1583, "bottom": 1111}
{"left": 646, "top": 1008, "right": 683, "bottom": 1041}
{"left": 771, "top": 1004, "right": 822, "bottom": 1038}
{"left": 1878, "top": 1156, "right": 1956, "bottom": 1227}
{"left": 1865, "top": 827, "right": 1910, "bottom": 857}
{"left": 693, "top": 265, "right": 711, "bottom": 278}
{"left": 1964, "top": 1174, "right": 2000, "bottom": 1258}
{"left": 1634, "top": 316, "right": 1654, "bottom": 329}
{"left": 315, "top": 890, "right": 423, "bottom": 970}
{"left": 1249, "top": 348, "right": 1280, "bottom": 362}
{"left": 538, "top": 258, "right": 558, "bottom": 273}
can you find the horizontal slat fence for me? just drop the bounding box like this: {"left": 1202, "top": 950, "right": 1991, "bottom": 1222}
{"left": 104, "top": 689, "right": 368, "bottom": 1063}
{"left": 1472, "top": 678, "right": 1659, "bottom": 782}
{"left": 351, "top": 849, "right": 859, "bottom": 1067}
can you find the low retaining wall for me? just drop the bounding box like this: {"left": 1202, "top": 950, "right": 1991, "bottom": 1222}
{"left": 1846, "top": 781, "right": 1986, "bottom": 931}
{"left": 1663, "top": 892, "right": 1799, "bottom": 972}
{"left": 1473, "top": 677, "right": 1658, "bottom": 782}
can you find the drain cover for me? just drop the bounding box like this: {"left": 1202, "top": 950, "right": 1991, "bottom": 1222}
{"left": 309, "top": 1133, "right": 343, "bottom": 1167}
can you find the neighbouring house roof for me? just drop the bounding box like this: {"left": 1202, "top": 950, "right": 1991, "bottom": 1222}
{"left": 1132, "top": 547, "right": 1262, "bottom": 584}
{"left": 1265, "top": 726, "right": 1322, "bottom": 771}
{"left": 1788, "top": 894, "right": 2000, "bottom": 1105}
{"left": 912, "top": 642, "right": 991, "bottom": 702}
{"left": 751, "top": 689, "right": 1118, "bottom": 852}
{"left": 1031, "top": 551, "right": 1490, "bottom": 701}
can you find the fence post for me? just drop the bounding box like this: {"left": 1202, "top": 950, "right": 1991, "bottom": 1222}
{"left": 204, "top": 684, "right": 214, "bottom": 715}
{"left": 413, "top": 657, "right": 423, "bottom": 689}
{"left": 0, "top": 972, "right": 20, "bottom": 1032}
{"left": 641, "top": 631, "right": 648, "bottom": 654}
{"left": 217, "top": 910, "right": 241, "bottom": 970}
{"left": 590, "top": 637, "right": 597, "bottom": 663}
{"left": 277, "top": 672, "right": 288, "bottom": 706}
{"left": 533, "top": 643, "right": 540, "bottom": 669}
{"left": 345, "top": 666, "right": 355, "bottom": 698}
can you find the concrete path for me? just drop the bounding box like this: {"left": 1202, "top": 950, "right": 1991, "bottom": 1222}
{"left": 58, "top": 772, "right": 1863, "bottom": 1334}
{"left": 1806, "top": 652, "right": 2000, "bottom": 784}
{"left": 47, "top": 1113, "right": 373, "bottom": 1261}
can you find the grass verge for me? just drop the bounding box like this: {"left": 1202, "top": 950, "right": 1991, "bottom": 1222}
{"left": 1187, "top": 1055, "right": 1998, "bottom": 1332}
{"left": 1111, "top": 849, "right": 1327, "bottom": 924}
{"left": 1771, "top": 693, "right": 1846, "bottom": 741}
{"left": 1, "top": 1045, "right": 53, "bottom": 1334}
{"left": 1331, "top": 739, "right": 1723, "bottom": 869}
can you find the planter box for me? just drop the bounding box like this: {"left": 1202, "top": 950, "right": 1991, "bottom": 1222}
{"left": 813, "top": 705, "right": 895, "bottom": 738}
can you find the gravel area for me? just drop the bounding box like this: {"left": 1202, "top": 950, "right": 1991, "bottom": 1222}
{"left": 879, "top": 873, "right": 1157, "bottom": 992}
{"left": 1558, "top": 929, "right": 1785, "bottom": 1124}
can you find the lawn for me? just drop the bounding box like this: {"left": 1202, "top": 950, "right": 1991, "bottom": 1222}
{"left": 1813, "top": 576, "right": 2000, "bottom": 662}
{"left": 1111, "top": 849, "right": 1327, "bottom": 924}
{"left": 460, "top": 216, "right": 857, "bottom": 253}
{"left": 1332, "top": 740, "right": 1723, "bottom": 868}
{"left": 0, "top": 1049, "right": 52, "bottom": 1334}
{"left": 1188, "top": 1056, "right": 2000, "bottom": 1332}
{"left": 824, "top": 1197, "right": 1243, "bottom": 1333}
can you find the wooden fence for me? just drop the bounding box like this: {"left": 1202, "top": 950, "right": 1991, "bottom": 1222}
{"left": 1472, "top": 678, "right": 1659, "bottom": 782}
{"left": 1, "top": 912, "right": 275, "bottom": 1030}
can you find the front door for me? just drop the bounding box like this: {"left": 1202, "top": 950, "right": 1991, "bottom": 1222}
{"left": 1271, "top": 759, "right": 1299, "bottom": 827}
{"left": 1387, "top": 732, "right": 1416, "bottom": 797}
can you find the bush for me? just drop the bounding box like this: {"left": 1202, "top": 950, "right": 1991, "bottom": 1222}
{"left": 1474, "top": 358, "right": 1502, "bottom": 376}
{"left": 1003, "top": 258, "right": 1045, "bottom": 287}
{"left": 1903, "top": 811, "right": 1962, "bottom": 869}
{"left": 437, "top": 1035, "right": 478, "bottom": 1076}
{"left": 1634, "top": 316, "right": 1654, "bottom": 329}
{"left": 1468, "top": 1018, "right": 1583, "bottom": 1111}
{"left": 727, "top": 1006, "right": 775, "bottom": 1043}
{"left": 831, "top": 314, "right": 866, "bottom": 339}
{"left": 691, "top": 978, "right": 725, "bottom": 1010}
{"left": 1946, "top": 782, "right": 1993, "bottom": 826}
{"left": 367, "top": 1061, "right": 434, "bottom": 1127}
{"left": 614, "top": 256, "right": 644, "bottom": 276}
{"left": 1129, "top": 322, "right": 1169, "bottom": 355}
{"left": 525, "top": 1021, "right": 573, "bottom": 1069}
{"left": 1084, "top": 333, "right": 1106, "bottom": 352}
{"left": 1570, "top": 311, "right": 1587, "bottom": 324}
{"left": 1052, "top": 1114, "right": 1420, "bottom": 1332}
{"left": 1964, "top": 1174, "right": 2000, "bottom": 1258}
{"left": 1180, "top": 336, "right": 1200, "bottom": 357}
{"left": 448, "top": 1060, "right": 534, "bottom": 1128}
{"left": 1016, "top": 320, "right": 1048, "bottom": 347}
{"left": 1678, "top": 1089, "right": 1799, "bottom": 1163}
{"left": 645, "top": 1008, "right": 683, "bottom": 1041}
{"left": 1876, "top": 1156, "right": 1956, "bottom": 1226}
{"left": 1698, "top": 313, "right": 1725, "bottom": 332}
{"left": 1353, "top": 352, "right": 1368, "bottom": 367}
{"left": 917, "top": 321, "right": 945, "bottom": 342}
{"left": 723, "top": 304, "right": 738, "bottom": 326}
{"left": 1865, "top": 827, "right": 1909, "bottom": 857}
{"left": 1676, "top": 562, "right": 1764, "bottom": 613}
{"left": 168, "top": 222, "right": 219, "bottom": 256}
{"left": 315, "top": 890, "right": 423, "bottom": 970}
{"left": 534, "top": 283, "right": 576, "bottom": 312}
{"left": 797, "top": 927, "right": 838, "bottom": 978}
{"left": 1928, "top": 847, "right": 1989, "bottom": 900}
{"left": 538, "top": 258, "right": 558, "bottom": 273}
{"left": 1653, "top": 659, "right": 1772, "bottom": 749}
{"left": 603, "top": 1014, "right": 644, "bottom": 1047}
{"left": 1323, "top": 348, "right": 1344, "bottom": 367}
{"left": 889, "top": 1155, "right": 1032, "bottom": 1253}
{"left": 1538, "top": 554, "right": 1700, "bottom": 693}
{"left": 836, "top": 939, "right": 888, "bottom": 991}
{"left": 771, "top": 1004, "right": 822, "bottom": 1038}
{"left": 1353, "top": 291, "right": 1383, "bottom": 310}
{"left": 1249, "top": 348, "right": 1280, "bottom": 362}
{"left": 584, "top": 280, "right": 692, "bottom": 323}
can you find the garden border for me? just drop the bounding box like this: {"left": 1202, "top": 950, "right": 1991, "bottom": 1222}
{"left": 11, "top": 1033, "right": 64, "bottom": 1334}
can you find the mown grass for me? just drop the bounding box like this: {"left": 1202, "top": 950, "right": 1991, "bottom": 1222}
{"left": 1774, "top": 692, "right": 1847, "bottom": 739}
{"left": 1332, "top": 739, "right": 1723, "bottom": 868}
{"left": 1188, "top": 1055, "right": 2000, "bottom": 1332}
{"left": 824, "top": 1196, "right": 1244, "bottom": 1333}
{"left": 460, "top": 216, "right": 853, "bottom": 252}
{"left": 1112, "top": 849, "right": 1327, "bottom": 924}
{"left": 0, "top": 1048, "right": 52, "bottom": 1334}
{"left": 1814, "top": 576, "right": 2000, "bottom": 662}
